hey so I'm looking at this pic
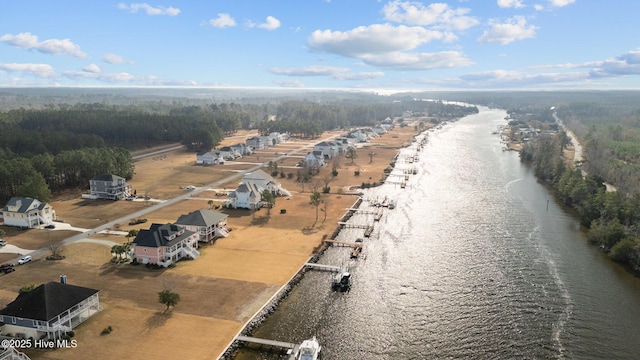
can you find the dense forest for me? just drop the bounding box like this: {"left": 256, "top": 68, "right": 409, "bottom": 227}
{"left": 0, "top": 89, "right": 473, "bottom": 203}
{"left": 477, "top": 91, "right": 640, "bottom": 273}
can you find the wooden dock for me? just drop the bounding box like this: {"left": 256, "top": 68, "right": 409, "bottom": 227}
{"left": 364, "top": 226, "right": 374, "bottom": 237}
{"left": 324, "top": 239, "right": 362, "bottom": 248}
{"left": 304, "top": 263, "right": 343, "bottom": 272}
{"left": 235, "top": 336, "right": 299, "bottom": 359}
{"left": 337, "top": 222, "right": 371, "bottom": 229}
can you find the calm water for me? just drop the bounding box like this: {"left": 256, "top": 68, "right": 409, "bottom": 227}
{"left": 235, "top": 107, "right": 640, "bottom": 359}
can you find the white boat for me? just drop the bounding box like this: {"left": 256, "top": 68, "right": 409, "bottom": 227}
{"left": 296, "top": 336, "right": 321, "bottom": 360}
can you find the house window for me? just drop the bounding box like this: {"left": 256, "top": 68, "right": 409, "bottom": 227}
{"left": 33, "top": 320, "right": 38, "bottom": 327}
{"left": 12, "top": 317, "right": 16, "bottom": 324}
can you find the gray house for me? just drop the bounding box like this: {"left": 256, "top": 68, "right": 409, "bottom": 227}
{"left": 0, "top": 279, "right": 101, "bottom": 340}
{"left": 175, "top": 209, "right": 229, "bottom": 243}
{"left": 87, "top": 174, "right": 131, "bottom": 200}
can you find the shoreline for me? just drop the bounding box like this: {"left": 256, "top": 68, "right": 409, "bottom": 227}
{"left": 218, "top": 129, "right": 432, "bottom": 359}
{"left": 217, "top": 194, "right": 366, "bottom": 359}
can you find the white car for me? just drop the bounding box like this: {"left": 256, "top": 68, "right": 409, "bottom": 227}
{"left": 18, "top": 255, "right": 32, "bottom": 264}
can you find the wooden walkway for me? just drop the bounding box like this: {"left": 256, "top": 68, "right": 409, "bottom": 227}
{"left": 304, "top": 263, "right": 342, "bottom": 272}
{"left": 324, "top": 239, "right": 362, "bottom": 248}
{"left": 235, "top": 336, "right": 299, "bottom": 359}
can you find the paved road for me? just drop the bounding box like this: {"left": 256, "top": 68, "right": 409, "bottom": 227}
{"left": 4, "top": 133, "right": 340, "bottom": 264}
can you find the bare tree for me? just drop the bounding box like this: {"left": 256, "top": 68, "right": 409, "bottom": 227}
{"left": 47, "top": 240, "right": 64, "bottom": 260}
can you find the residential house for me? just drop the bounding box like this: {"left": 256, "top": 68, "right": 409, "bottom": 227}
{"left": 372, "top": 126, "right": 387, "bottom": 135}
{"left": 259, "top": 136, "right": 274, "bottom": 148}
{"left": 218, "top": 146, "right": 241, "bottom": 159}
{"left": 131, "top": 223, "right": 200, "bottom": 267}
{"left": 88, "top": 174, "right": 131, "bottom": 200}
{"left": 229, "top": 143, "right": 252, "bottom": 156}
{"left": 242, "top": 169, "right": 286, "bottom": 195}
{"left": 174, "top": 209, "right": 229, "bottom": 243}
{"left": 1, "top": 197, "right": 56, "bottom": 228}
{"left": 0, "top": 278, "right": 100, "bottom": 340}
{"left": 303, "top": 151, "right": 326, "bottom": 169}
{"left": 196, "top": 151, "right": 218, "bottom": 165}
{"left": 227, "top": 182, "right": 263, "bottom": 209}
{"left": 313, "top": 141, "right": 338, "bottom": 159}
{"left": 349, "top": 130, "right": 369, "bottom": 143}
{"left": 246, "top": 136, "right": 265, "bottom": 150}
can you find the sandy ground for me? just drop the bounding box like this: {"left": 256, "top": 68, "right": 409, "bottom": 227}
{"left": 0, "top": 125, "right": 424, "bottom": 360}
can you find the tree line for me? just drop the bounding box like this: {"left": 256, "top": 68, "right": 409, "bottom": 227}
{"left": 521, "top": 111, "right": 640, "bottom": 273}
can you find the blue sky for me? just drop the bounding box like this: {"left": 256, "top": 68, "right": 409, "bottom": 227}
{"left": 1, "top": 0, "right": 639, "bottom": 91}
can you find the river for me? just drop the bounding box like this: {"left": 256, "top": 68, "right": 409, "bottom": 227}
{"left": 234, "top": 106, "right": 640, "bottom": 359}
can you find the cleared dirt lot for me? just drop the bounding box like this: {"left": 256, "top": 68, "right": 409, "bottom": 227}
{"left": 0, "top": 125, "right": 423, "bottom": 360}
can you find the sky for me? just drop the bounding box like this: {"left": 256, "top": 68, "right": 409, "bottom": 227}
{"left": 1, "top": 0, "right": 639, "bottom": 91}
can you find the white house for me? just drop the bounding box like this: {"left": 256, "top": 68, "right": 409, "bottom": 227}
{"left": 303, "top": 152, "right": 326, "bottom": 169}
{"left": 242, "top": 169, "right": 285, "bottom": 195}
{"left": 1, "top": 197, "right": 56, "bottom": 228}
{"left": 313, "top": 141, "right": 338, "bottom": 159}
{"left": 196, "top": 151, "right": 218, "bottom": 165}
{"left": 227, "top": 182, "right": 263, "bottom": 209}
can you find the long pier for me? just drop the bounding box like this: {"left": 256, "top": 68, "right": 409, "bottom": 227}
{"left": 304, "top": 263, "right": 342, "bottom": 272}
{"left": 337, "top": 222, "right": 371, "bottom": 229}
{"left": 324, "top": 239, "right": 362, "bottom": 248}
{"left": 235, "top": 336, "right": 299, "bottom": 359}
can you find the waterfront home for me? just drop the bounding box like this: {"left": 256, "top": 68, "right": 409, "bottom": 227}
{"left": 246, "top": 136, "right": 265, "bottom": 150}
{"left": 243, "top": 169, "right": 288, "bottom": 195}
{"left": 174, "top": 209, "right": 229, "bottom": 243}
{"left": 303, "top": 151, "right": 326, "bottom": 169}
{"left": 0, "top": 277, "right": 100, "bottom": 340}
{"left": 313, "top": 141, "right": 338, "bottom": 159}
{"left": 87, "top": 174, "right": 131, "bottom": 200}
{"left": 227, "top": 182, "right": 263, "bottom": 209}
{"left": 131, "top": 223, "right": 199, "bottom": 267}
{"left": 1, "top": 197, "right": 56, "bottom": 228}
{"left": 229, "top": 143, "right": 252, "bottom": 156}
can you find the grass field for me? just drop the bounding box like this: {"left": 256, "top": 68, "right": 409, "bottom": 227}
{"left": 0, "top": 125, "right": 425, "bottom": 360}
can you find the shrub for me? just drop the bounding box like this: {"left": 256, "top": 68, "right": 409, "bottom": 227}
{"left": 323, "top": 186, "right": 330, "bottom": 193}
{"left": 287, "top": 172, "right": 294, "bottom": 179}
{"left": 332, "top": 169, "right": 338, "bottom": 176}
{"left": 354, "top": 170, "right": 360, "bottom": 176}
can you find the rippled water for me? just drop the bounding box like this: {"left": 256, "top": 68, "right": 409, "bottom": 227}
{"left": 235, "top": 107, "right": 640, "bottom": 360}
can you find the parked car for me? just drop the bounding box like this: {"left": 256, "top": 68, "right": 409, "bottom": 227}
{"left": 44, "top": 224, "right": 55, "bottom": 229}
{"left": 18, "top": 255, "right": 32, "bottom": 264}
{"left": 0, "top": 239, "right": 7, "bottom": 246}
{"left": 0, "top": 263, "right": 15, "bottom": 274}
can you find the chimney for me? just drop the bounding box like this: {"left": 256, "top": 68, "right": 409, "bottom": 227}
{"left": 60, "top": 274, "right": 67, "bottom": 284}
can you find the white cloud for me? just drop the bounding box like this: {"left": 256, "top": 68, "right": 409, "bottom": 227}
{"left": 549, "top": 0, "right": 575, "bottom": 7}
{"left": 269, "top": 65, "right": 350, "bottom": 77}
{"left": 118, "top": 3, "right": 180, "bottom": 16}
{"left": 498, "top": 0, "right": 525, "bottom": 8}
{"left": 360, "top": 51, "right": 473, "bottom": 70}
{"left": 64, "top": 69, "right": 136, "bottom": 83}
{"left": 83, "top": 64, "right": 101, "bottom": 73}
{"left": 103, "top": 53, "right": 133, "bottom": 64}
{"left": 269, "top": 65, "right": 384, "bottom": 81}
{"left": 589, "top": 49, "right": 640, "bottom": 77}
{"left": 0, "top": 63, "right": 56, "bottom": 78}
{"left": 207, "top": 13, "right": 236, "bottom": 28}
{"left": 382, "top": 1, "right": 479, "bottom": 31}
{"left": 0, "top": 32, "right": 87, "bottom": 58}
{"left": 258, "top": 16, "right": 281, "bottom": 31}
{"left": 477, "top": 16, "right": 537, "bottom": 44}
{"left": 534, "top": 4, "right": 545, "bottom": 11}
{"left": 308, "top": 24, "right": 443, "bottom": 57}
{"left": 334, "top": 71, "right": 385, "bottom": 80}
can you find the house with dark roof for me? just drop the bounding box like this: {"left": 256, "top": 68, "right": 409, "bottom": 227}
{"left": 0, "top": 278, "right": 100, "bottom": 340}
{"left": 87, "top": 174, "right": 131, "bottom": 200}
{"left": 131, "top": 223, "right": 199, "bottom": 267}
{"left": 1, "top": 197, "right": 56, "bottom": 229}
{"left": 174, "top": 209, "right": 229, "bottom": 243}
